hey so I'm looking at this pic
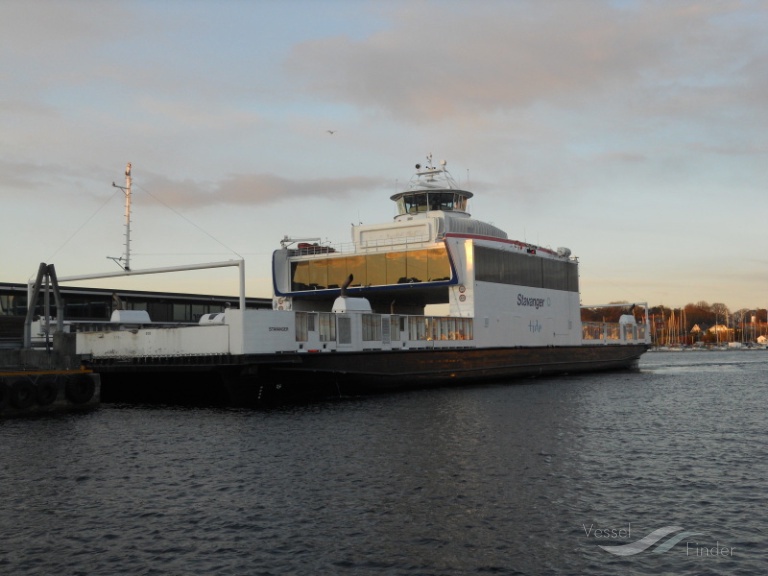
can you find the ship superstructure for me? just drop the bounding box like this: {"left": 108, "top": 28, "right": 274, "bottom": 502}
{"left": 271, "top": 157, "right": 584, "bottom": 349}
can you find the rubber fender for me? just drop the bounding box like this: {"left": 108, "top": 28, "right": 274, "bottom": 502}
{"left": 35, "top": 376, "right": 60, "bottom": 406}
{"left": 65, "top": 374, "right": 96, "bottom": 405}
{"left": 10, "top": 377, "right": 36, "bottom": 410}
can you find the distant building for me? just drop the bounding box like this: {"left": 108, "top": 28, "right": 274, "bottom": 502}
{"left": 707, "top": 323, "right": 733, "bottom": 341}
{"left": 0, "top": 282, "right": 270, "bottom": 322}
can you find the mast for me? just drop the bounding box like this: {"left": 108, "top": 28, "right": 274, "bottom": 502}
{"left": 109, "top": 162, "right": 132, "bottom": 271}
{"left": 123, "top": 163, "right": 132, "bottom": 271}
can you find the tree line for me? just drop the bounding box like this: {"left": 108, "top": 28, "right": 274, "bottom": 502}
{"left": 581, "top": 301, "right": 768, "bottom": 345}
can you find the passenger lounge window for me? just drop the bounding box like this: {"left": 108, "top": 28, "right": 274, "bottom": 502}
{"left": 474, "top": 246, "right": 578, "bottom": 292}
{"left": 290, "top": 247, "right": 452, "bottom": 292}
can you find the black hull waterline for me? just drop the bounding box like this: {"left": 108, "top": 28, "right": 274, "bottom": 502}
{"left": 89, "top": 343, "right": 648, "bottom": 405}
{"left": 274, "top": 344, "right": 648, "bottom": 387}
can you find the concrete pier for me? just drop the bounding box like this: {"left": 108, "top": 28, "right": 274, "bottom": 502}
{"left": 0, "top": 334, "right": 100, "bottom": 418}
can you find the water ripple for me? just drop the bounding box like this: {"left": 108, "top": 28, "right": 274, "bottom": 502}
{"left": 1, "top": 351, "right": 765, "bottom": 574}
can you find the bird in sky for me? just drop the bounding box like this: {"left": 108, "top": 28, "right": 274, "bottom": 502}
{"left": 327, "top": 130, "right": 336, "bottom": 135}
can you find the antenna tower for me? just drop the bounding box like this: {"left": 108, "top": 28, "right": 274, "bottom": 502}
{"left": 108, "top": 162, "right": 132, "bottom": 271}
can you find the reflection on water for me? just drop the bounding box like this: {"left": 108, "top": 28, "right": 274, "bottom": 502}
{"left": 0, "top": 351, "right": 765, "bottom": 575}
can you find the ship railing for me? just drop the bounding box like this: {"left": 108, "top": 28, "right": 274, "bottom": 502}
{"left": 54, "top": 317, "right": 199, "bottom": 332}
{"left": 288, "top": 235, "right": 434, "bottom": 257}
{"left": 355, "top": 235, "right": 434, "bottom": 253}
{"left": 581, "top": 321, "right": 648, "bottom": 345}
{"left": 580, "top": 302, "right": 650, "bottom": 345}
{"left": 294, "top": 311, "right": 474, "bottom": 346}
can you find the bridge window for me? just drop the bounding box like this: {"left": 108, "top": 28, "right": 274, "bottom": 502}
{"left": 396, "top": 192, "right": 468, "bottom": 215}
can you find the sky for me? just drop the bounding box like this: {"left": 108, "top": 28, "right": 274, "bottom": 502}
{"left": 2, "top": 0, "right": 767, "bottom": 312}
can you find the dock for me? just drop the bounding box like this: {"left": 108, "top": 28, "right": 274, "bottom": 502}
{"left": 0, "top": 337, "right": 100, "bottom": 418}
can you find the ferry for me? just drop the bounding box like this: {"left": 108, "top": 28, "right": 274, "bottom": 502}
{"left": 74, "top": 157, "right": 650, "bottom": 403}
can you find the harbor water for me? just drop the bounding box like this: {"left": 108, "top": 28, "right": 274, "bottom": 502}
{"left": 1, "top": 350, "right": 765, "bottom": 575}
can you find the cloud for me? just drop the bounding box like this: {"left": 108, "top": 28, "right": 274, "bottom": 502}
{"left": 141, "top": 98, "right": 257, "bottom": 125}
{"left": 0, "top": 100, "right": 57, "bottom": 117}
{"left": 593, "top": 152, "right": 648, "bottom": 164}
{"left": 1, "top": 2, "right": 130, "bottom": 92}
{"left": 0, "top": 159, "right": 55, "bottom": 192}
{"left": 138, "top": 172, "right": 387, "bottom": 209}
{"left": 285, "top": 1, "right": 767, "bottom": 123}
{"left": 0, "top": 161, "right": 387, "bottom": 211}
{"left": 0, "top": 159, "right": 107, "bottom": 197}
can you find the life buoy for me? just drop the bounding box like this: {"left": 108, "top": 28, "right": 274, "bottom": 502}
{"left": 10, "top": 377, "right": 36, "bottom": 410}
{"left": 35, "top": 376, "right": 60, "bottom": 406}
{"left": 0, "top": 379, "right": 9, "bottom": 411}
{"left": 65, "top": 374, "right": 96, "bottom": 405}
